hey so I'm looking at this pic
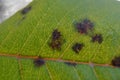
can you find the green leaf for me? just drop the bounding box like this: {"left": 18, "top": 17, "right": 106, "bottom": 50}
{"left": 0, "top": 56, "right": 120, "bottom": 80}
{"left": 0, "top": 0, "right": 120, "bottom": 80}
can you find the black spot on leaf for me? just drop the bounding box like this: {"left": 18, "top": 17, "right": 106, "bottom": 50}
{"left": 112, "top": 56, "right": 120, "bottom": 67}
{"left": 72, "top": 43, "right": 84, "bottom": 53}
{"left": 75, "top": 19, "right": 94, "bottom": 34}
{"left": 52, "top": 29, "right": 61, "bottom": 40}
{"left": 34, "top": 58, "right": 45, "bottom": 67}
{"left": 49, "top": 29, "right": 63, "bottom": 50}
{"left": 21, "top": 6, "right": 32, "bottom": 15}
{"left": 50, "top": 40, "right": 62, "bottom": 50}
{"left": 65, "top": 62, "right": 77, "bottom": 66}
{"left": 92, "top": 34, "right": 103, "bottom": 44}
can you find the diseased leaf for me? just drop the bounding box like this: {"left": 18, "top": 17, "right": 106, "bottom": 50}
{"left": 0, "top": 0, "right": 120, "bottom": 63}
{"left": 0, "top": 56, "right": 120, "bottom": 80}
{"left": 0, "top": 0, "right": 120, "bottom": 80}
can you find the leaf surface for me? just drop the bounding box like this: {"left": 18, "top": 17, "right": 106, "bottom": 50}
{"left": 0, "top": 0, "right": 120, "bottom": 80}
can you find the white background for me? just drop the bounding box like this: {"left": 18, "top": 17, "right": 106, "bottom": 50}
{"left": 0, "top": 0, "right": 32, "bottom": 23}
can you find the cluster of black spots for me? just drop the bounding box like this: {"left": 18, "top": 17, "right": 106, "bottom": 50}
{"left": 49, "top": 29, "right": 62, "bottom": 50}
{"left": 72, "top": 43, "right": 84, "bottom": 53}
{"left": 21, "top": 6, "right": 32, "bottom": 15}
{"left": 76, "top": 19, "right": 94, "bottom": 34}
{"left": 75, "top": 18, "right": 104, "bottom": 44}
{"left": 65, "top": 62, "right": 77, "bottom": 66}
{"left": 112, "top": 56, "right": 120, "bottom": 67}
{"left": 33, "top": 58, "right": 45, "bottom": 67}
{"left": 91, "top": 34, "right": 103, "bottom": 44}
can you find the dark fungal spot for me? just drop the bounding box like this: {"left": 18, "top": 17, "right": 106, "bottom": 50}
{"left": 21, "top": 6, "right": 31, "bottom": 15}
{"left": 49, "top": 29, "right": 62, "bottom": 50}
{"left": 112, "top": 56, "right": 120, "bottom": 67}
{"left": 72, "top": 43, "right": 84, "bottom": 53}
{"left": 75, "top": 19, "right": 94, "bottom": 34}
{"left": 50, "top": 40, "right": 62, "bottom": 50}
{"left": 33, "top": 58, "right": 45, "bottom": 67}
{"left": 65, "top": 62, "right": 77, "bottom": 66}
{"left": 52, "top": 29, "right": 61, "bottom": 40}
{"left": 92, "top": 34, "right": 103, "bottom": 44}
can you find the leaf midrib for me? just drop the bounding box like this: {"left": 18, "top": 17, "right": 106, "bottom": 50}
{"left": 0, "top": 52, "right": 114, "bottom": 68}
